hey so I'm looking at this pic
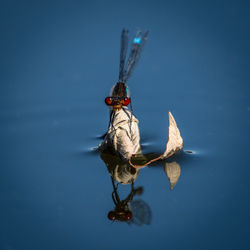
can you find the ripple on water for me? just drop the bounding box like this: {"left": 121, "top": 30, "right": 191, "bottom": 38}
{"left": 183, "top": 149, "right": 207, "bottom": 156}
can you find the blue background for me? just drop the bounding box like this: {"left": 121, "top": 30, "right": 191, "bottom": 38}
{"left": 0, "top": 0, "right": 250, "bottom": 249}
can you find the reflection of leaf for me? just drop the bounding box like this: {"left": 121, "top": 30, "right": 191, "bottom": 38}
{"left": 130, "top": 154, "right": 149, "bottom": 165}
{"left": 114, "top": 164, "right": 139, "bottom": 184}
{"left": 130, "top": 153, "right": 159, "bottom": 165}
{"left": 164, "top": 161, "right": 181, "bottom": 190}
{"left": 101, "top": 151, "right": 139, "bottom": 184}
{"left": 163, "top": 112, "right": 183, "bottom": 158}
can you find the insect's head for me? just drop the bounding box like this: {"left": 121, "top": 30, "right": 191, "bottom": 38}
{"left": 107, "top": 210, "right": 133, "bottom": 221}
{"left": 105, "top": 82, "right": 130, "bottom": 110}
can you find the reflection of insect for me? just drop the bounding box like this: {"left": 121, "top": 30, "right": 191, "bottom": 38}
{"left": 101, "top": 151, "right": 152, "bottom": 224}
{"left": 99, "top": 29, "right": 183, "bottom": 169}
{"left": 128, "top": 199, "right": 152, "bottom": 226}
{"left": 108, "top": 177, "right": 151, "bottom": 225}
{"left": 108, "top": 177, "right": 134, "bottom": 221}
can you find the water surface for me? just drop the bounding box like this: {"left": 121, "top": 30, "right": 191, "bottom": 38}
{"left": 1, "top": 1, "right": 250, "bottom": 250}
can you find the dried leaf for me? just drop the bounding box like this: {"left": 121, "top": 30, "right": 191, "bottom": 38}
{"left": 162, "top": 112, "right": 183, "bottom": 158}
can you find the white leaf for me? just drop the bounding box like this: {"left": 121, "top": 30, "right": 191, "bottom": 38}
{"left": 162, "top": 111, "right": 183, "bottom": 158}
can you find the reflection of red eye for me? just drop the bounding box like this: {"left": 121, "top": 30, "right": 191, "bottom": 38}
{"left": 122, "top": 97, "right": 130, "bottom": 106}
{"left": 107, "top": 211, "right": 116, "bottom": 220}
{"left": 126, "top": 211, "right": 132, "bottom": 220}
{"left": 105, "top": 97, "right": 113, "bottom": 106}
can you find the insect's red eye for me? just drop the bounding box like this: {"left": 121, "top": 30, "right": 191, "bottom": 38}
{"left": 105, "top": 97, "right": 113, "bottom": 106}
{"left": 107, "top": 211, "right": 116, "bottom": 220}
{"left": 126, "top": 211, "right": 132, "bottom": 220}
{"left": 122, "top": 97, "right": 130, "bottom": 106}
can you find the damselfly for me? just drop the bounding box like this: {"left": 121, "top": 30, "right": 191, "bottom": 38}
{"left": 99, "top": 29, "right": 183, "bottom": 168}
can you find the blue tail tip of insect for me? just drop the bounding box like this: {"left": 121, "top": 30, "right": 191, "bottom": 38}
{"left": 133, "top": 37, "right": 141, "bottom": 44}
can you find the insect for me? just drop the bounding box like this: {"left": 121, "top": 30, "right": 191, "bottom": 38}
{"left": 99, "top": 29, "right": 183, "bottom": 168}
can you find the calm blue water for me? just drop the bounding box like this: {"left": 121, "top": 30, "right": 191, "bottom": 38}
{"left": 1, "top": 1, "right": 250, "bottom": 250}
